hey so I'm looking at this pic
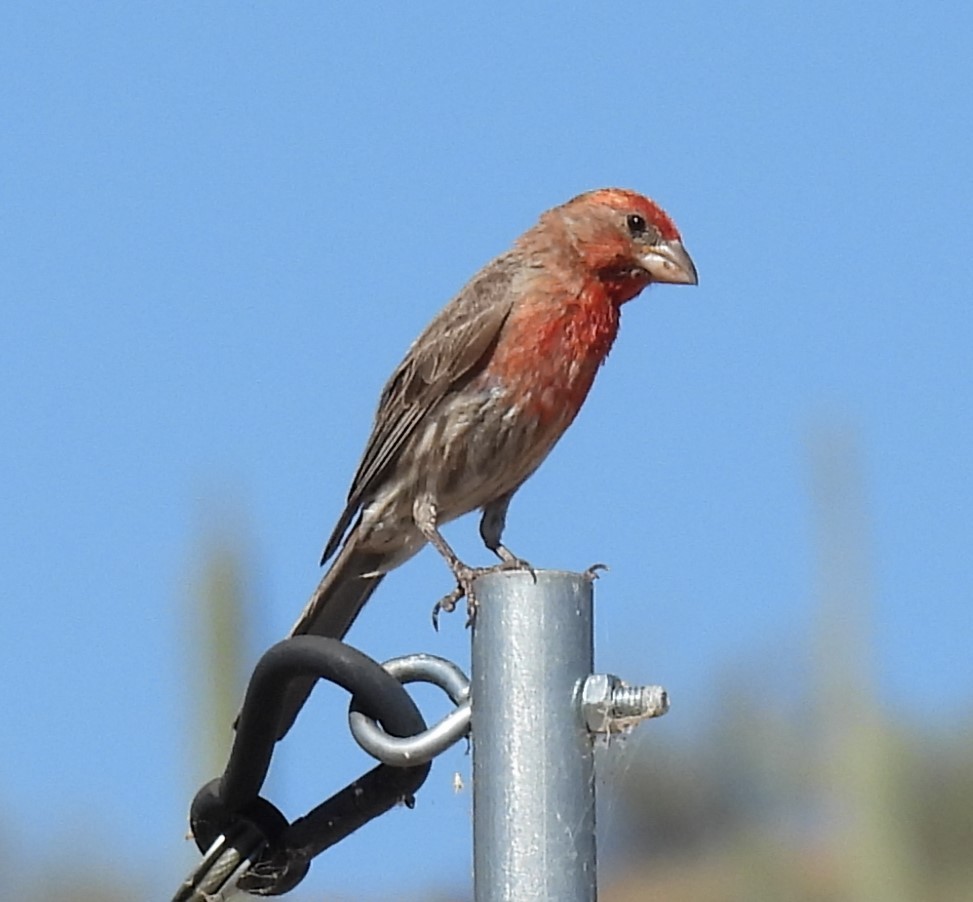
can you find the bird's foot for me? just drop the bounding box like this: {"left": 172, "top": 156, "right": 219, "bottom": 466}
{"left": 430, "top": 557, "right": 536, "bottom": 630}
{"left": 496, "top": 554, "right": 537, "bottom": 582}
{"left": 494, "top": 544, "right": 537, "bottom": 582}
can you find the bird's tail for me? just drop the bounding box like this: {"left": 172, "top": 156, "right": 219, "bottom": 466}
{"left": 273, "top": 535, "right": 388, "bottom": 738}
{"left": 289, "top": 536, "right": 388, "bottom": 641}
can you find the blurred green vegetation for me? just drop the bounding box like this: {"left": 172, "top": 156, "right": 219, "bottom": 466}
{"left": 598, "top": 675, "right": 973, "bottom": 902}
{"left": 597, "top": 428, "right": 972, "bottom": 901}
{"left": 190, "top": 513, "right": 251, "bottom": 783}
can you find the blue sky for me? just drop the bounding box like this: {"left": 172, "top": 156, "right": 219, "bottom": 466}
{"left": 2, "top": 2, "right": 971, "bottom": 898}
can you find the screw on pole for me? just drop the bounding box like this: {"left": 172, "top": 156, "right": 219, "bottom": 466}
{"left": 581, "top": 673, "right": 669, "bottom": 734}
{"left": 471, "top": 569, "right": 595, "bottom": 902}
{"left": 470, "top": 569, "right": 669, "bottom": 902}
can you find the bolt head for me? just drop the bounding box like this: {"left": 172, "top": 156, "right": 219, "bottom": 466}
{"left": 580, "top": 673, "right": 620, "bottom": 733}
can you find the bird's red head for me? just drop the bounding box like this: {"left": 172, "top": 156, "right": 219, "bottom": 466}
{"left": 574, "top": 188, "right": 682, "bottom": 241}
{"left": 543, "top": 188, "right": 698, "bottom": 303}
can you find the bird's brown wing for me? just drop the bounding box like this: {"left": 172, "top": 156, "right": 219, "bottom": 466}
{"left": 321, "top": 258, "right": 517, "bottom": 563}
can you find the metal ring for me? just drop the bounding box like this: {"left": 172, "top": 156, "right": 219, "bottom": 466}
{"left": 349, "top": 654, "right": 471, "bottom": 766}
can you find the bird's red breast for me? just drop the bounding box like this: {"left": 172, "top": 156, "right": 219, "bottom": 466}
{"left": 483, "top": 275, "right": 621, "bottom": 429}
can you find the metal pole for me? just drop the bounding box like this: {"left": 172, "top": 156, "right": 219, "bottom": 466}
{"left": 471, "top": 569, "right": 597, "bottom": 902}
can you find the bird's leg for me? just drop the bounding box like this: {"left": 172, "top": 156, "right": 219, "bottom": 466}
{"left": 415, "top": 496, "right": 528, "bottom": 629}
{"left": 479, "top": 494, "right": 536, "bottom": 583}
{"left": 413, "top": 497, "right": 479, "bottom": 628}
{"left": 479, "top": 494, "right": 533, "bottom": 568}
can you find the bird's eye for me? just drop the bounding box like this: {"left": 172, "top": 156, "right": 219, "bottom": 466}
{"left": 627, "top": 213, "right": 647, "bottom": 236}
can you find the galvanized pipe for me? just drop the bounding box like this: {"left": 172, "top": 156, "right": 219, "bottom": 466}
{"left": 471, "top": 569, "right": 597, "bottom": 902}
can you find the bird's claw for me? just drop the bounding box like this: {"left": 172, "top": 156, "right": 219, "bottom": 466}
{"left": 431, "top": 569, "right": 478, "bottom": 631}
{"left": 584, "top": 562, "right": 609, "bottom": 580}
{"left": 495, "top": 544, "right": 536, "bottom": 582}
{"left": 430, "top": 557, "right": 536, "bottom": 630}
{"left": 464, "top": 592, "right": 478, "bottom": 629}
{"left": 431, "top": 587, "right": 462, "bottom": 632}
{"left": 498, "top": 555, "right": 537, "bottom": 583}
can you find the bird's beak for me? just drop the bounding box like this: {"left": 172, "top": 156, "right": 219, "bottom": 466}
{"left": 639, "top": 240, "right": 698, "bottom": 285}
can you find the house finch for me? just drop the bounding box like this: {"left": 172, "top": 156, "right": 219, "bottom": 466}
{"left": 279, "top": 188, "right": 696, "bottom": 735}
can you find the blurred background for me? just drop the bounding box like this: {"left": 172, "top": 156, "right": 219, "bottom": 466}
{"left": 2, "top": 3, "right": 971, "bottom": 899}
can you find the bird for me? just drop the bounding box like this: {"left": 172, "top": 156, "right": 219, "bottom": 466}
{"left": 278, "top": 187, "right": 696, "bottom": 736}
